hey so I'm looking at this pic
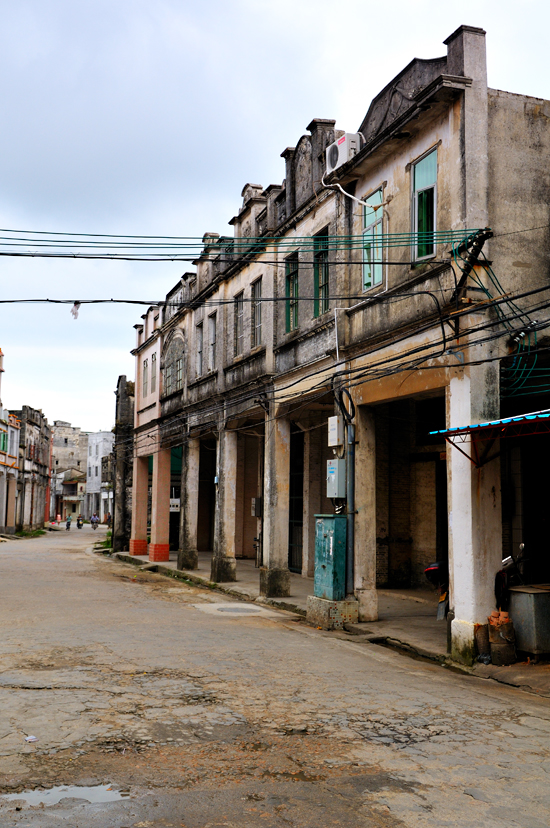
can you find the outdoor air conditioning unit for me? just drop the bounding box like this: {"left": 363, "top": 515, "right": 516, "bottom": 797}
{"left": 325, "top": 133, "right": 361, "bottom": 174}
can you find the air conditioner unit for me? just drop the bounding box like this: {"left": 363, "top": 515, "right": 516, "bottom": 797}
{"left": 325, "top": 133, "right": 361, "bottom": 174}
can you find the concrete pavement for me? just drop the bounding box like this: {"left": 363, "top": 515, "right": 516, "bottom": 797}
{"left": 0, "top": 530, "right": 549, "bottom": 827}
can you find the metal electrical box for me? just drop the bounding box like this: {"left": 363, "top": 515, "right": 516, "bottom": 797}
{"left": 327, "top": 459, "right": 346, "bottom": 498}
{"left": 509, "top": 586, "right": 550, "bottom": 654}
{"left": 328, "top": 415, "right": 344, "bottom": 447}
{"left": 314, "top": 514, "right": 347, "bottom": 600}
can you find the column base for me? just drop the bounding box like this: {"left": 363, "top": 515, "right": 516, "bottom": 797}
{"left": 129, "top": 538, "right": 148, "bottom": 555}
{"left": 148, "top": 543, "right": 170, "bottom": 562}
{"left": 260, "top": 566, "right": 290, "bottom": 598}
{"left": 306, "top": 596, "right": 358, "bottom": 630}
{"left": 210, "top": 555, "right": 237, "bottom": 583}
{"left": 451, "top": 618, "right": 476, "bottom": 666}
{"left": 356, "top": 588, "right": 378, "bottom": 622}
{"left": 178, "top": 548, "right": 199, "bottom": 570}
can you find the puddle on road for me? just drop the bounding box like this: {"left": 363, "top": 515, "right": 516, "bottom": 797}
{"left": 2, "top": 784, "right": 130, "bottom": 806}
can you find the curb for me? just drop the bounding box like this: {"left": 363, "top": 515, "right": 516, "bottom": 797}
{"left": 111, "top": 552, "right": 306, "bottom": 616}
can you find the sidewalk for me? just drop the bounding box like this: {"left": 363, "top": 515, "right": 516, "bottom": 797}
{"left": 111, "top": 549, "right": 550, "bottom": 697}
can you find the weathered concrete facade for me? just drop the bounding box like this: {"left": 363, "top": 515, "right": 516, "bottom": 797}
{"left": 112, "top": 375, "right": 135, "bottom": 551}
{"left": 12, "top": 406, "right": 51, "bottom": 531}
{"left": 0, "top": 349, "right": 20, "bottom": 535}
{"left": 127, "top": 26, "right": 550, "bottom": 663}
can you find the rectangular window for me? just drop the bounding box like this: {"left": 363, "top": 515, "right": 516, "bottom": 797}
{"left": 196, "top": 323, "right": 203, "bottom": 376}
{"left": 9, "top": 429, "right": 17, "bottom": 456}
{"left": 0, "top": 431, "right": 7, "bottom": 452}
{"left": 89, "top": 446, "right": 92, "bottom": 456}
{"left": 208, "top": 314, "right": 217, "bottom": 371}
{"left": 88, "top": 466, "right": 91, "bottom": 477}
{"left": 363, "top": 188, "right": 384, "bottom": 289}
{"left": 151, "top": 353, "right": 157, "bottom": 394}
{"left": 251, "top": 278, "right": 262, "bottom": 347}
{"left": 175, "top": 357, "right": 183, "bottom": 391}
{"left": 95, "top": 466, "right": 98, "bottom": 477}
{"left": 234, "top": 292, "right": 244, "bottom": 356}
{"left": 165, "top": 363, "right": 173, "bottom": 395}
{"left": 314, "top": 228, "right": 329, "bottom": 316}
{"left": 142, "top": 358, "right": 148, "bottom": 398}
{"left": 285, "top": 255, "right": 299, "bottom": 332}
{"left": 413, "top": 149, "right": 437, "bottom": 259}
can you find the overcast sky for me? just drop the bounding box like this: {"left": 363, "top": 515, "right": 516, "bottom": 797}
{"left": 0, "top": 0, "right": 548, "bottom": 432}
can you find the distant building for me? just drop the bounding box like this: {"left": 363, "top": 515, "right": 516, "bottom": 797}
{"left": 85, "top": 431, "right": 115, "bottom": 519}
{"left": 51, "top": 421, "right": 88, "bottom": 473}
{"left": 0, "top": 348, "right": 20, "bottom": 535}
{"left": 12, "top": 406, "right": 51, "bottom": 531}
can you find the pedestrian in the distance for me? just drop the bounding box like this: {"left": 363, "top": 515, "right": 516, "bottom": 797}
{"left": 66, "top": 515, "right": 72, "bottom": 531}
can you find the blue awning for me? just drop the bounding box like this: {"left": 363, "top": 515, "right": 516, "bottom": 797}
{"left": 430, "top": 408, "right": 550, "bottom": 438}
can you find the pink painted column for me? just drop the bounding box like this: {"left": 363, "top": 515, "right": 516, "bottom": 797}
{"left": 129, "top": 455, "right": 149, "bottom": 555}
{"left": 149, "top": 448, "right": 171, "bottom": 562}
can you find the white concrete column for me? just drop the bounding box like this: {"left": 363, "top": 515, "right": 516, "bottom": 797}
{"left": 354, "top": 405, "right": 378, "bottom": 621}
{"left": 448, "top": 362, "right": 502, "bottom": 664}
{"left": 211, "top": 429, "right": 237, "bottom": 582}
{"left": 261, "top": 410, "right": 291, "bottom": 596}
{"left": 179, "top": 438, "right": 200, "bottom": 569}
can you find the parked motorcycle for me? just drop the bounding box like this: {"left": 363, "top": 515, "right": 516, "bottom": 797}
{"left": 424, "top": 560, "right": 449, "bottom": 620}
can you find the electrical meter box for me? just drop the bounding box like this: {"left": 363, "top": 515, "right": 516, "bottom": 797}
{"left": 327, "top": 458, "right": 346, "bottom": 498}
{"left": 313, "top": 514, "right": 347, "bottom": 600}
{"left": 328, "top": 415, "right": 344, "bottom": 447}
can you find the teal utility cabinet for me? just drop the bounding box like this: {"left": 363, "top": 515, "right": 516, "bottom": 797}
{"left": 313, "top": 514, "right": 347, "bottom": 600}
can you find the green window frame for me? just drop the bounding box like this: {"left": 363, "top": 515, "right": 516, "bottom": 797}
{"left": 413, "top": 149, "right": 437, "bottom": 260}
{"left": 251, "top": 278, "right": 262, "bottom": 347}
{"left": 0, "top": 431, "right": 7, "bottom": 452}
{"left": 314, "top": 228, "right": 329, "bottom": 317}
{"left": 285, "top": 255, "right": 299, "bottom": 332}
{"left": 363, "top": 189, "right": 383, "bottom": 290}
{"left": 164, "top": 363, "right": 173, "bottom": 395}
{"left": 234, "top": 292, "right": 244, "bottom": 356}
{"left": 175, "top": 357, "right": 183, "bottom": 391}
{"left": 196, "top": 323, "right": 203, "bottom": 376}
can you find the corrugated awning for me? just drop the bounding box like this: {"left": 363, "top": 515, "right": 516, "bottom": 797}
{"left": 429, "top": 409, "right": 550, "bottom": 468}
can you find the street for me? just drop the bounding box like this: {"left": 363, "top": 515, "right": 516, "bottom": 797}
{"left": 0, "top": 531, "right": 549, "bottom": 827}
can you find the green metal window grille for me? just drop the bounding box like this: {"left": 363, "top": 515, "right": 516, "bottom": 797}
{"left": 175, "top": 357, "right": 183, "bottom": 391}
{"left": 363, "top": 189, "right": 383, "bottom": 289}
{"left": 0, "top": 431, "right": 7, "bottom": 452}
{"left": 413, "top": 149, "right": 437, "bottom": 259}
{"left": 196, "top": 323, "right": 203, "bottom": 376}
{"left": 314, "top": 229, "right": 329, "bottom": 317}
{"left": 164, "top": 363, "right": 173, "bottom": 395}
{"left": 251, "top": 278, "right": 262, "bottom": 347}
{"left": 286, "top": 256, "right": 299, "bottom": 332}
{"left": 208, "top": 314, "right": 217, "bottom": 371}
{"left": 234, "top": 292, "right": 244, "bottom": 356}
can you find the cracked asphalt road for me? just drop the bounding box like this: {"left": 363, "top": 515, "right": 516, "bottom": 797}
{"left": 0, "top": 530, "right": 549, "bottom": 827}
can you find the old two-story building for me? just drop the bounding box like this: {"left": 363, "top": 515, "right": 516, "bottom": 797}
{"left": 128, "top": 25, "right": 550, "bottom": 664}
